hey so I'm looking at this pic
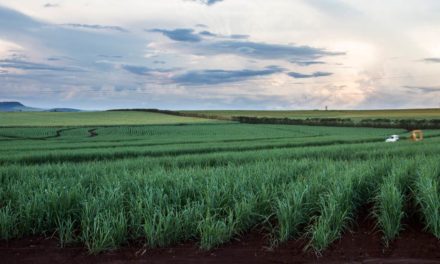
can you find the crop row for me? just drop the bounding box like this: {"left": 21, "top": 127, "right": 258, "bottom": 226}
{"left": 1, "top": 124, "right": 439, "bottom": 254}
{"left": 1, "top": 149, "right": 439, "bottom": 253}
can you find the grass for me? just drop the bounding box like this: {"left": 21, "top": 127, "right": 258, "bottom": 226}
{"left": 0, "top": 120, "right": 439, "bottom": 254}
{"left": 308, "top": 164, "right": 373, "bottom": 251}
{"left": 373, "top": 163, "right": 412, "bottom": 246}
{"left": 275, "top": 181, "right": 310, "bottom": 243}
{"left": 0, "top": 202, "right": 17, "bottom": 240}
{"left": 0, "top": 111, "right": 218, "bottom": 127}
{"left": 414, "top": 159, "right": 440, "bottom": 238}
{"left": 375, "top": 180, "right": 405, "bottom": 246}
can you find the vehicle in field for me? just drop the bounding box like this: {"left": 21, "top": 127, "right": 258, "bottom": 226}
{"left": 385, "top": 135, "right": 399, "bottom": 142}
{"left": 411, "top": 130, "right": 424, "bottom": 141}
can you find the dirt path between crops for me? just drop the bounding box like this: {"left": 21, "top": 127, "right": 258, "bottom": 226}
{"left": 0, "top": 128, "right": 75, "bottom": 140}
{"left": 88, "top": 128, "right": 98, "bottom": 137}
{"left": 0, "top": 127, "right": 99, "bottom": 140}
{"left": 46, "top": 128, "right": 76, "bottom": 139}
{"left": 2, "top": 212, "right": 440, "bottom": 264}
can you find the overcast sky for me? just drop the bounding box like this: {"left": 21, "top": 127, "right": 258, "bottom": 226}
{"left": 0, "top": 0, "right": 440, "bottom": 110}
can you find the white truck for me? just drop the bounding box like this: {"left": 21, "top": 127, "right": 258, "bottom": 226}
{"left": 385, "top": 135, "right": 399, "bottom": 143}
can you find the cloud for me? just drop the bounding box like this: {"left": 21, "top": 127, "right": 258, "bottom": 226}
{"left": 229, "top": 34, "right": 249, "bottom": 40}
{"left": 304, "top": 0, "right": 363, "bottom": 18}
{"left": 121, "top": 65, "right": 153, "bottom": 75}
{"left": 0, "top": 6, "right": 145, "bottom": 64}
{"left": 61, "top": 23, "right": 128, "bottom": 33}
{"left": 172, "top": 67, "right": 283, "bottom": 86}
{"left": 43, "top": 3, "right": 59, "bottom": 8}
{"left": 150, "top": 28, "right": 341, "bottom": 63}
{"left": 149, "top": 28, "right": 248, "bottom": 43}
{"left": 199, "top": 30, "right": 217, "bottom": 37}
{"left": 114, "top": 85, "right": 137, "bottom": 92}
{"left": 47, "top": 57, "right": 61, "bottom": 61}
{"left": 97, "top": 54, "right": 123, "bottom": 59}
{"left": 198, "top": 30, "right": 249, "bottom": 39}
{"left": 288, "top": 71, "right": 333, "bottom": 78}
{"left": 0, "top": 5, "right": 44, "bottom": 29}
{"left": 4, "top": 1, "right": 439, "bottom": 110}
{"left": 188, "top": 0, "right": 224, "bottom": 6}
{"left": 0, "top": 59, "right": 83, "bottom": 72}
{"left": 290, "top": 60, "right": 326, "bottom": 66}
{"left": 423, "top": 58, "right": 440, "bottom": 63}
{"left": 403, "top": 85, "right": 440, "bottom": 93}
{"left": 148, "top": 27, "right": 345, "bottom": 61}
{"left": 150, "top": 28, "right": 202, "bottom": 42}
{"left": 122, "top": 64, "right": 174, "bottom": 75}
{"left": 198, "top": 40, "right": 344, "bottom": 61}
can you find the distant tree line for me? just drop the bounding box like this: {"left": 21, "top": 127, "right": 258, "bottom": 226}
{"left": 107, "top": 108, "right": 231, "bottom": 121}
{"left": 232, "top": 116, "right": 440, "bottom": 130}
{"left": 108, "top": 109, "right": 440, "bottom": 130}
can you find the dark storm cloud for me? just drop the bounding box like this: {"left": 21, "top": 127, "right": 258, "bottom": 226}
{"left": 172, "top": 67, "right": 283, "bottom": 86}
{"left": 423, "top": 58, "right": 440, "bottom": 63}
{"left": 403, "top": 85, "right": 440, "bottom": 93}
{"left": 149, "top": 28, "right": 202, "bottom": 42}
{"left": 287, "top": 71, "right": 333, "bottom": 78}
{"left": 62, "top": 24, "right": 129, "bottom": 33}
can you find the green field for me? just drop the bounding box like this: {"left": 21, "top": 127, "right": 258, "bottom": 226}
{"left": 1, "top": 113, "right": 440, "bottom": 254}
{"left": 183, "top": 108, "right": 440, "bottom": 120}
{"left": 0, "top": 111, "right": 216, "bottom": 127}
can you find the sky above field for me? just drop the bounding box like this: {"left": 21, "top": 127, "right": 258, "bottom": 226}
{"left": 0, "top": 0, "right": 440, "bottom": 110}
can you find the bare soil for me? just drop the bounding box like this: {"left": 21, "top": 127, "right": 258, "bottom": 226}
{"left": 2, "top": 214, "right": 440, "bottom": 264}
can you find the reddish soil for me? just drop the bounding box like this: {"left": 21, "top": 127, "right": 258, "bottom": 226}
{"left": 2, "top": 214, "right": 440, "bottom": 264}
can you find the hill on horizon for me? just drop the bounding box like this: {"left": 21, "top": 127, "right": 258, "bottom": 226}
{"left": 0, "top": 101, "right": 41, "bottom": 112}
{"left": 46, "top": 108, "right": 82, "bottom": 112}
{"left": 0, "top": 101, "right": 82, "bottom": 112}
